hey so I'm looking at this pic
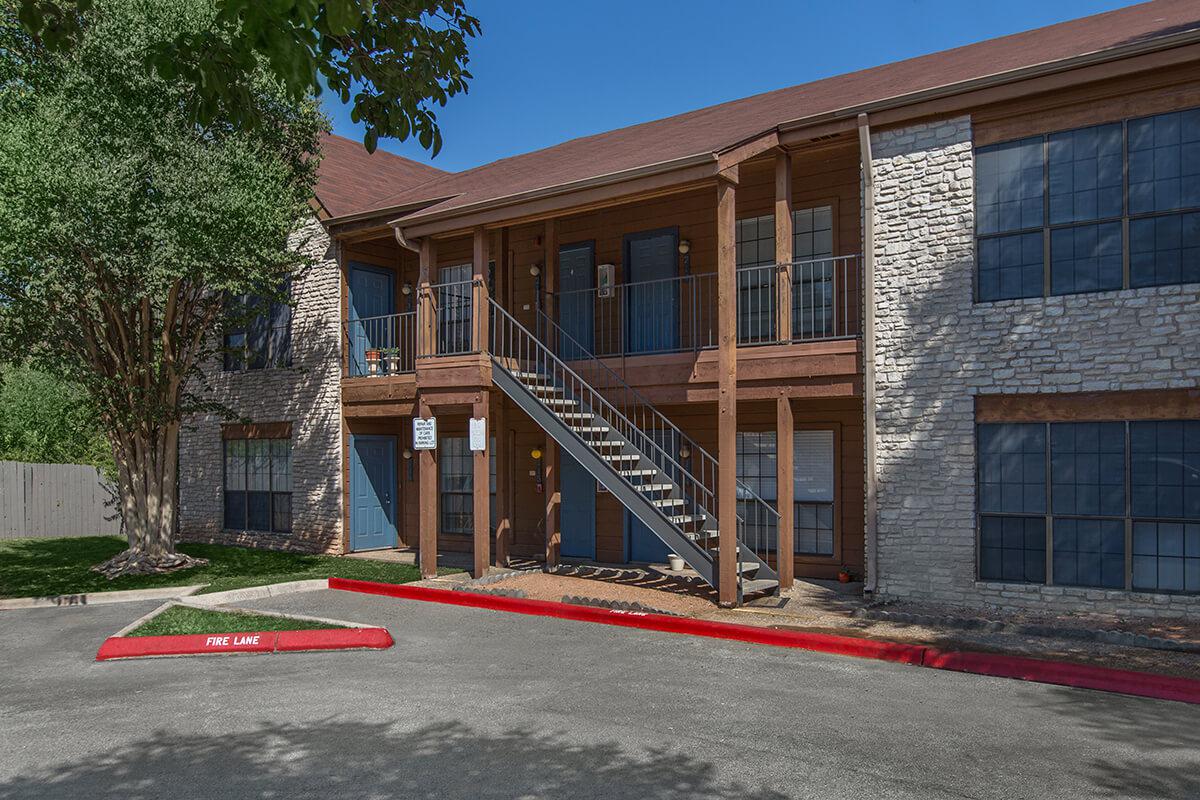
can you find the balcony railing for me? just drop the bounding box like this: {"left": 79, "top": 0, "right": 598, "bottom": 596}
{"left": 427, "top": 278, "right": 477, "bottom": 357}
{"left": 551, "top": 255, "right": 862, "bottom": 359}
{"left": 342, "top": 311, "right": 416, "bottom": 378}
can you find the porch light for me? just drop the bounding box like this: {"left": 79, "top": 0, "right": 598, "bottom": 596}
{"left": 530, "top": 448, "right": 542, "bottom": 460}
{"left": 529, "top": 264, "right": 541, "bottom": 277}
{"left": 402, "top": 449, "right": 413, "bottom": 460}
{"left": 679, "top": 444, "right": 691, "bottom": 459}
{"left": 678, "top": 239, "right": 690, "bottom": 255}
{"left": 401, "top": 283, "right": 412, "bottom": 296}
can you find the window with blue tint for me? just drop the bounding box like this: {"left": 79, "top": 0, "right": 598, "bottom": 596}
{"left": 1130, "top": 420, "right": 1200, "bottom": 520}
{"left": 1052, "top": 517, "right": 1126, "bottom": 589}
{"left": 978, "top": 423, "right": 1046, "bottom": 514}
{"left": 1050, "top": 422, "right": 1126, "bottom": 517}
{"left": 223, "top": 436, "right": 291, "bottom": 533}
{"left": 976, "top": 137, "right": 1044, "bottom": 235}
{"left": 978, "top": 232, "right": 1044, "bottom": 302}
{"left": 1047, "top": 123, "right": 1123, "bottom": 225}
{"left": 1049, "top": 222, "right": 1123, "bottom": 295}
{"left": 1129, "top": 211, "right": 1200, "bottom": 288}
{"left": 1133, "top": 522, "right": 1200, "bottom": 593}
{"left": 979, "top": 515, "right": 1045, "bottom": 583}
{"left": 1128, "top": 108, "right": 1200, "bottom": 215}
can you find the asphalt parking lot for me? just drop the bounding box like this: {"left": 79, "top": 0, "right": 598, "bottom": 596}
{"left": 2, "top": 588, "right": 1198, "bottom": 800}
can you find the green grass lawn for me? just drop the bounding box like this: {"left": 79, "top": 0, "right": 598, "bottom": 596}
{"left": 0, "top": 536, "right": 459, "bottom": 598}
{"left": 127, "top": 605, "right": 345, "bottom": 637}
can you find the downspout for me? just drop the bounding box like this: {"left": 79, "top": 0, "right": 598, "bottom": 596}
{"left": 393, "top": 225, "right": 421, "bottom": 253}
{"left": 857, "top": 112, "right": 879, "bottom": 595}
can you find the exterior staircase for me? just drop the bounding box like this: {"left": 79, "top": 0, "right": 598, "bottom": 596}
{"left": 488, "top": 298, "right": 780, "bottom": 601}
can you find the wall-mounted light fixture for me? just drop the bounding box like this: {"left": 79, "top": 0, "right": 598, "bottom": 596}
{"left": 679, "top": 444, "right": 691, "bottom": 460}
{"left": 529, "top": 264, "right": 541, "bottom": 277}
{"left": 531, "top": 448, "right": 544, "bottom": 494}
{"left": 401, "top": 283, "right": 413, "bottom": 296}
{"left": 403, "top": 448, "right": 413, "bottom": 460}
{"left": 679, "top": 239, "right": 691, "bottom": 275}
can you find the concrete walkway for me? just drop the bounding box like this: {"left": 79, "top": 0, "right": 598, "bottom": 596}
{"left": 2, "top": 591, "right": 1197, "bottom": 799}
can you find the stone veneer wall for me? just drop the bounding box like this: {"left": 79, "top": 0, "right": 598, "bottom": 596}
{"left": 178, "top": 216, "right": 344, "bottom": 554}
{"left": 870, "top": 115, "right": 1200, "bottom": 619}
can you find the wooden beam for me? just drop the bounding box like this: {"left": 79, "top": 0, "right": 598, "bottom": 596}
{"left": 418, "top": 237, "right": 437, "bottom": 358}
{"left": 716, "top": 169, "right": 738, "bottom": 607}
{"left": 473, "top": 226, "right": 490, "bottom": 352}
{"left": 716, "top": 129, "right": 780, "bottom": 172}
{"left": 417, "top": 396, "right": 438, "bottom": 579}
{"left": 544, "top": 439, "right": 560, "bottom": 567}
{"left": 774, "top": 149, "right": 794, "bottom": 343}
{"left": 776, "top": 396, "right": 794, "bottom": 591}
{"left": 472, "top": 394, "right": 490, "bottom": 579}
{"left": 858, "top": 113, "right": 879, "bottom": 595}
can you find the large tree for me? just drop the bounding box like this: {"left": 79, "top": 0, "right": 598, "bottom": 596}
{"left": 15, "top": 0, "right": 480, "bottom": 153}
{"left": 0, "top": 0, "right": 329, "bottom": 576}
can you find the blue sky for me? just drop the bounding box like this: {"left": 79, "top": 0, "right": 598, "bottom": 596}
{"left": 322, "top": 0, "right": 1137, "bottom": 172}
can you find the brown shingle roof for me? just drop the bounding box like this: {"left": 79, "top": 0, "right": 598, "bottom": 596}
{"left": 314, "top": 132, "right": 449, "bottom": 218}
{"left": 328, "top": 0, "right": 1200, "bottom": 224}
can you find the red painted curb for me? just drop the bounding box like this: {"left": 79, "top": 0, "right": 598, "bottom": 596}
{"left": 327, "top": 578, "right": 926, "bottom": 665}
{"left": 329, "top": 578, "right": 1200, "bottom": 705}
{"left": 275, "top": 627, "right": 394, "bottom": 652}
{"left": 95, "top": 626, "right": 393, "bottom": 661}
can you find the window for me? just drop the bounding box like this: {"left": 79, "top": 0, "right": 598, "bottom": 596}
{"left": 736, "top": 216, "right": 776, "bottom": 343}
{"left": 975, "top": 108, "right": 1200, "bottom": 301}
{"left": 224, "top": 437, "right": 291, "bottom": 532}
{"left": 439, "top": 435, "right": 497, "bottom": 535}
{"left": 978, "top": 420, "right": 1200, "bottom": 593}
{"left": 736, "top": 431, "right": 777, "bottom": 552}
{"left": 794, "top": 429, "right": 835, "bottom": 556}
{"left": 224, "top": 286, "right": 291, "bottom": 371}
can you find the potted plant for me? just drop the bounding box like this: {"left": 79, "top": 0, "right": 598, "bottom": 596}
{"left": 837, "top": 565, "right": 853, "bottom": 583}
{"left": 667, "top": 553, "right": 686, "bottom": 571}
{"left": 382, "top": 347, "right": 402, "bottom": 374}
{"left": 365, "top": 348, "right": 382, "bottom": 376}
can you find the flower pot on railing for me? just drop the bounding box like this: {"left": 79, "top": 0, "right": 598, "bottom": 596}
{"left": 383, "top": 348, "right": 402, "bottom": 374}
{"left": 366, "top": 349, "right": 382, "bottom": 376}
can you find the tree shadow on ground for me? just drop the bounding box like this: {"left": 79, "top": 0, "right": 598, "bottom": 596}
{"left": 1043, "top": 685, "right": 1200, "bottom": 799}
{"left": 0, "top": 718, "right": 791, "bottom": 800}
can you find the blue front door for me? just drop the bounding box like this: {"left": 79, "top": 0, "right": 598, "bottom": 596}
{"left": 625, "top": 428, "right": 679, "bottom": 563}
{"left": 625, "top": 229, "right": 679, "bottom": 354}
{"left": 350, "top": 435, "right": 397, "bottom": 551}
{"left": 348, "top": 263, "right": 395, "bottom": 376}
{"left": 557, "top": 242, "right": 594, "bottom": 359}
{"left": 560, "top": 452, "right": 596, "bottom": 559}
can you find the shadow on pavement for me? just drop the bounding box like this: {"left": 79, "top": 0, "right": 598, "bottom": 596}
{"left": 0, "top": 719, "right": 789, "bottom": 800}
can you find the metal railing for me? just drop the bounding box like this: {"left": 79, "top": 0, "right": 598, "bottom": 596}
{"left": 528, "top": 305, "right": 781, "bottom": 595}
{"left": 342, "top": 311, "right": 416, "bottom": 377}
{"left": 428, "top": 278, "right": 477, "bottom": 356}
{"left": 550, "top": 255, "right": 862, "bottom": 358}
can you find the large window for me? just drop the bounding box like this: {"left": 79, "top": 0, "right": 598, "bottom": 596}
{"left": 978, "top": 420, "right": 1200, "bottom": 593}
{"left": 224, "top": 286, "right": 292, "bottom": 371}
{"left": 975, "top": 107, "right": 1200, "bottom": 302}
{"left": 735, "top": 428, "right": 835, "bottom": 557}
{"left": 439, "top": 435, "right": 497, "bottom": 536}
{"left": 224, "top": 437, "right": 291, "bottom": 533}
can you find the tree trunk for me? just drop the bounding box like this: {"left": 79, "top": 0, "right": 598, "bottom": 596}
{"left": 93, "top": 420, "right": 206, "bottom": 579}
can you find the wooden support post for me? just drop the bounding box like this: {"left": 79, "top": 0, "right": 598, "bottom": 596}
{"left": 544, "top": 438, "right": 560, "bottom": 567}
{"left": 774, "top": 150, "right": 794, "bottom": 343}
{"left": 472, "top": 394, "right": 490, "bottom": 579}
{"left": 418, "top": 237, "right": 437, "bottom": 358}
{"left": 417, "top": 397, "right": 438, "bottom": 579}
{"left": 776, "top": 396, "right": 794, "bottom": 591}
{"left": 473, "top": 226, "right": 490, "bottom": 352}
{"left": 858, "top": 112, "right": 879, "bottom": 594}
{"left": 716, "top": 168, "right": 739, "bottom": 607}
{"left": 494, "top": 397, "right": 510, "bottom": 567}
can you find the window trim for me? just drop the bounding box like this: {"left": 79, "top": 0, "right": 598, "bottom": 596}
{"left": 222, "top": 434, "right": 292, "bottom": 534}
{"left": 974, "top": 108, "right": 1200, "bottom": 302}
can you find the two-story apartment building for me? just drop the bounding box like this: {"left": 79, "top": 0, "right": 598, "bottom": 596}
{"left": 179, "top": 0, "right": 1200, "bottom": 614}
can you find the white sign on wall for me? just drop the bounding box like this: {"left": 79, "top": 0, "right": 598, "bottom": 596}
{"left": 469, "top": 418, "right": 487, "bottom": 451}
{"left": 413, "top": 417, "right": 437, "bottom": 450}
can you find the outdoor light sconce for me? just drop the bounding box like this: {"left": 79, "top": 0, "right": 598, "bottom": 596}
{"left": 679, "top": 444, "right": 691, "bottom": 460}
{"left": 402, "top": 448, "right": 414, "bottom": 481}
{"left": 678, "top": 239, "right": 691, "bottom": 275}
{"left": 403, "top": 448, "right": 413, "bottom": 459}
{"left": 531, "top": 447, "right": 544, "bottom": 494}
{"left": 401, "top": 283, "right": 413, "bottom": 295}
{"left": 528, "top": 264, "right": 541, "bottom": 277}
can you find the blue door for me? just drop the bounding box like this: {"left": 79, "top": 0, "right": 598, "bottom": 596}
{"left": 557, "top": 242, "right": 594, "bottom": 359}
{"left": 625, "top": 229, "right": 679, "bottom": 354}
{"left": 348, "top": 263, "right": 395, "bottom": 376}
{"left": 350, "top": 435, "right": 397, "bottom": 551}
{"left": 625, "top": 428, "right": 679, "bottom": 563}
{"left": 560, "top": 452, "right": 596, "bottom": 559}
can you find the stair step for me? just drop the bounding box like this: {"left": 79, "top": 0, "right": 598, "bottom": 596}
{"left": 602, "top": 453, "right": 639, "bottom": 463}
{"left": 620, "top": 469, "right": 659, "bottom": 478}
{"left": 558, "top": 412, "right": 595, "bottom": 421}
{"left": 741, "top": 578, "right": 779, "bottom": 596}
{"left": 571, "top": 426, "right": 611, "bottom": 435}
{"left": 652, "top": 498, "right": 686, "bottom": 508}
{"left": 532, "top": 384, "right": 562, "bottom": 396}
{"left": 513, "top": 371, "right": 551, "bottom": 383}
{"left": 669, "top": 514, "right": 706, "bottom": 525}
{"left": 542, "top": 398, "right": 579, "bottom": 408}
{"left": 634, "top": 483, "right": 673, "bottom": 493}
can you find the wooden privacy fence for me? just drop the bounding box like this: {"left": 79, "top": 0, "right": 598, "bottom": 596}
{"left": 0, "top": 460, "right": 120, "bottom": 540}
